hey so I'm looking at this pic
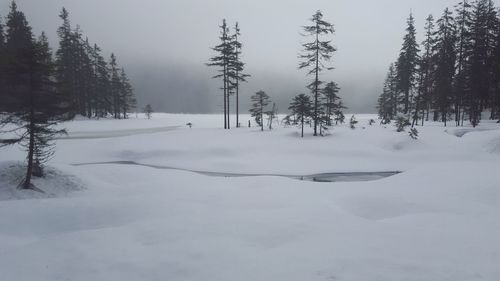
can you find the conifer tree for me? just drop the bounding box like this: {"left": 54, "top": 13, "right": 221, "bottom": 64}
{"left": 249, "top": 90, "right": 270, "bottom": 131}
{"left": 433, "top": 8, "right": 457, "bottom": 126}
{"left": 109, "top": 53, "right": 121, "bottom": 119}
{"left": 453, "top": 1, "right": 472, "bottom": 125}
{"left": 2, "top": 2, "right": 71, "bottom": 188}
{"left": 413, "top": 14, "right": 436, "bottom": 126}
{"left": 396, "top": 12, "right": 420, "bottom": 115}
{"left": 289, "top": 94, "right": 313, "bottom": 137}
{"left": 207, "top": 19, "right": 233, "bottom": 129}
{"left": 377, "top": 64, "right": 398, "bottom": 123}
{"left": 466, "top": 0, "right": 497, "bottom": 126}
{"left": 322, "top": 81, "right": 343, "bottom": 126}
{"left": 230, "top": 22, "right": 250, "bottom": 128}
{"left": 119, "top": 68, "right": 136, "bottom": 118}
{"left": 299, "top": 10, "right": 336, "bottom": 136}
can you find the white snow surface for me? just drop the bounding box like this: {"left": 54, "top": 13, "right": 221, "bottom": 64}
{"left": 0, "top": 113, "right": 499, "bottom": 281}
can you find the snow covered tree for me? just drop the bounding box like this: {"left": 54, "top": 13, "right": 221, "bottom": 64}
{"left": 249, "top": 90, "right": 270, "bottom": 131}
{"left": 299, "top": 10, "right": 336, "bottom": 136}
{"left": 289, "top": 93, "right": 313, "bottom": 137}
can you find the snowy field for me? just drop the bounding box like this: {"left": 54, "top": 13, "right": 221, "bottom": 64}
{"left": 1, "top": 113, "right": 500, "bottom": 281}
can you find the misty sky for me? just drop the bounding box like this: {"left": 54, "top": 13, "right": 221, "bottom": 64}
{"left": 2, "top": 0, "right": 498, "bottom": 113}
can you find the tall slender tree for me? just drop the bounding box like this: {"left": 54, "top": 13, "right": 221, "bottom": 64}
{"left": 207, "top": 19, "right": 233, "bottom": 129}
{"left": 396, "top": 12, "right": 420, "bottom": 115}
{"left": 413, "top": 14, "right": 436, "bottom": 126}
{"left": 230, "top": 22, "right": 250, "bottom": 128}
{"left": 453, "top": 1, "right": 472, "bottom": 125}
{"left": 433, "top": 8, "right": 457, "bottom": 126}
{"left": 299, "top": 10, "right": 336, "bottom": 136}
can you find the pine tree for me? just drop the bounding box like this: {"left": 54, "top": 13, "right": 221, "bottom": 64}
{"left": 249, "top": 90, "right": 270, "bottom": 131}
{"left": 466, "top": 0, "right": 497, "bottom": 126}
{"left": 207, "top": 19, "right": 233, "bottom": 129}
{"left": 119, "top": 68, "right": 136, "bottom": 118}
{"left": 2, "top": 2, "right": 71, "bottom": 189}
{"left": 92, "top": 44, "right": 111, "bottom": 118}
{"left": 289, "top": 94, "right": 313, "bottom": 137}
{"left": 396, "top": 12, "right": 420, "bottom": 115}
{"left": 230, "top": 22, "right": 250, "bottom": 128}
{"left": 453, "top": 1, "right": 472, "bottom": 125}
{"left": 299, "top": 10, "right": 336, "bottom": 136}
{"left": 109, "top": 53, "right": 121, "bottom": 119}
{"left": 433, "top": 8, "right": 457, "bottom": 126}
{"left": 377, "top": 64, "right": 398, "bottom": 123}
{"left": 492, "top": 13, "right": 500, "bottom": 121}
{"left": 413, "top": 14, "right": 436, "bottom": 127}
{"left": 322, "top": 81, "right": 343, "bottom": 126}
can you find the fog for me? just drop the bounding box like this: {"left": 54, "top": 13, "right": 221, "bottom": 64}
{"left": 3, "top": 0, "right": 492, "bottom": 113}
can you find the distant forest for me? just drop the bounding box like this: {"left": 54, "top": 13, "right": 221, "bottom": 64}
{"left": 378, "top": 0, "right": 500, "bottom": 127}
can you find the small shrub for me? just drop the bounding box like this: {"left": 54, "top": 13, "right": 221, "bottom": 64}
{"left": 409, "top": 128, "right": 419, "bottom": 139}
{"left": 350, "top": 115, "right": 358, "bottom": 129}
{"left": 395, "top": 116, "right": 410, "bottom": 132}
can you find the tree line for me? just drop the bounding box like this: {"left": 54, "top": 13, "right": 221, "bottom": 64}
{"left": 208, "top": 11, "right": 346, "bottom": 137}
{"left": 378, "top": 0, "right": 500, "bottom": 127}
{"left": 0, "top": 1, "right": 136, "bottom": 189}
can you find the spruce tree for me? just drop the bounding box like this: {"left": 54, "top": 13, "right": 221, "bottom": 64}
{"left": 466, "top": 0, "right": 497, "bottom": 126}
{"left": 230, "top": 22, "right": 250, "bottom": 128}
{"left": 207, "top": 19, "right": 233, "bottom": 129}
{"left": 377, "top": 64, "right": 399, "bottom": 123}
{"left": 453, "top": 1, "right": 472, "bottom": 125}
{"left": 289, "top": 94, "right": 313, "bottom": 137}
{"left": 322, "top": 81, "right": 343, "bottom": 126}
{"left": 2, "top": 2, "right": 71, "bottom": 188}
{"left": 119, "top": 68, "right": 136, "bottom": 118}
{"left": 396, "top": 12, "right": 420, "bottom": 115}
{"left": 299, "top": 10, "right": 336, "bottom": 136}
{"left": 109, "top": 53, "right": 121, "bottom": 119}
{"left": 433, "top": 8, "right": 457, "bottom": 126}
{"left": 413, "top": 14, "right": 436, "bottom": 126}
{"left": 249, "top": 90, "right": 270, "bottom": 131}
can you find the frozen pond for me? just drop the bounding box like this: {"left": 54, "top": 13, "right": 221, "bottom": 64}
{"left": 73, "top": 161, "right": 400, "bottom": 183}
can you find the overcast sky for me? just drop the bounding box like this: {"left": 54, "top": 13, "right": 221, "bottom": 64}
{"left": 2, "top": 0, "right": 499, "bottom": 113}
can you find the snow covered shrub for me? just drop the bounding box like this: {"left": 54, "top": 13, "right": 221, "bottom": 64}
{"left": 395, "top": 116, "right": 410, "bottom": 132}
{"left": 409, "top": 128, "right": 419, "bottom": 139}
{"left": 350, "top": 115, "right": 358, "bottom": 129}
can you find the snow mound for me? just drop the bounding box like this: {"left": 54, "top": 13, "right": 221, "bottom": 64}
{"left": 0, "top": 162, "right": 85, "bottom": 200}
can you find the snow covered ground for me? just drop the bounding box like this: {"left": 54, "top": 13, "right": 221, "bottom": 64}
{"left": 0, "top": 113, "right": 499, "bottom": 281}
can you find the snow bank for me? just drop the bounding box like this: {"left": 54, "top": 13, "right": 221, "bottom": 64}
{"left": 0, "top": 162, "right": 85, "bottom": 200}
